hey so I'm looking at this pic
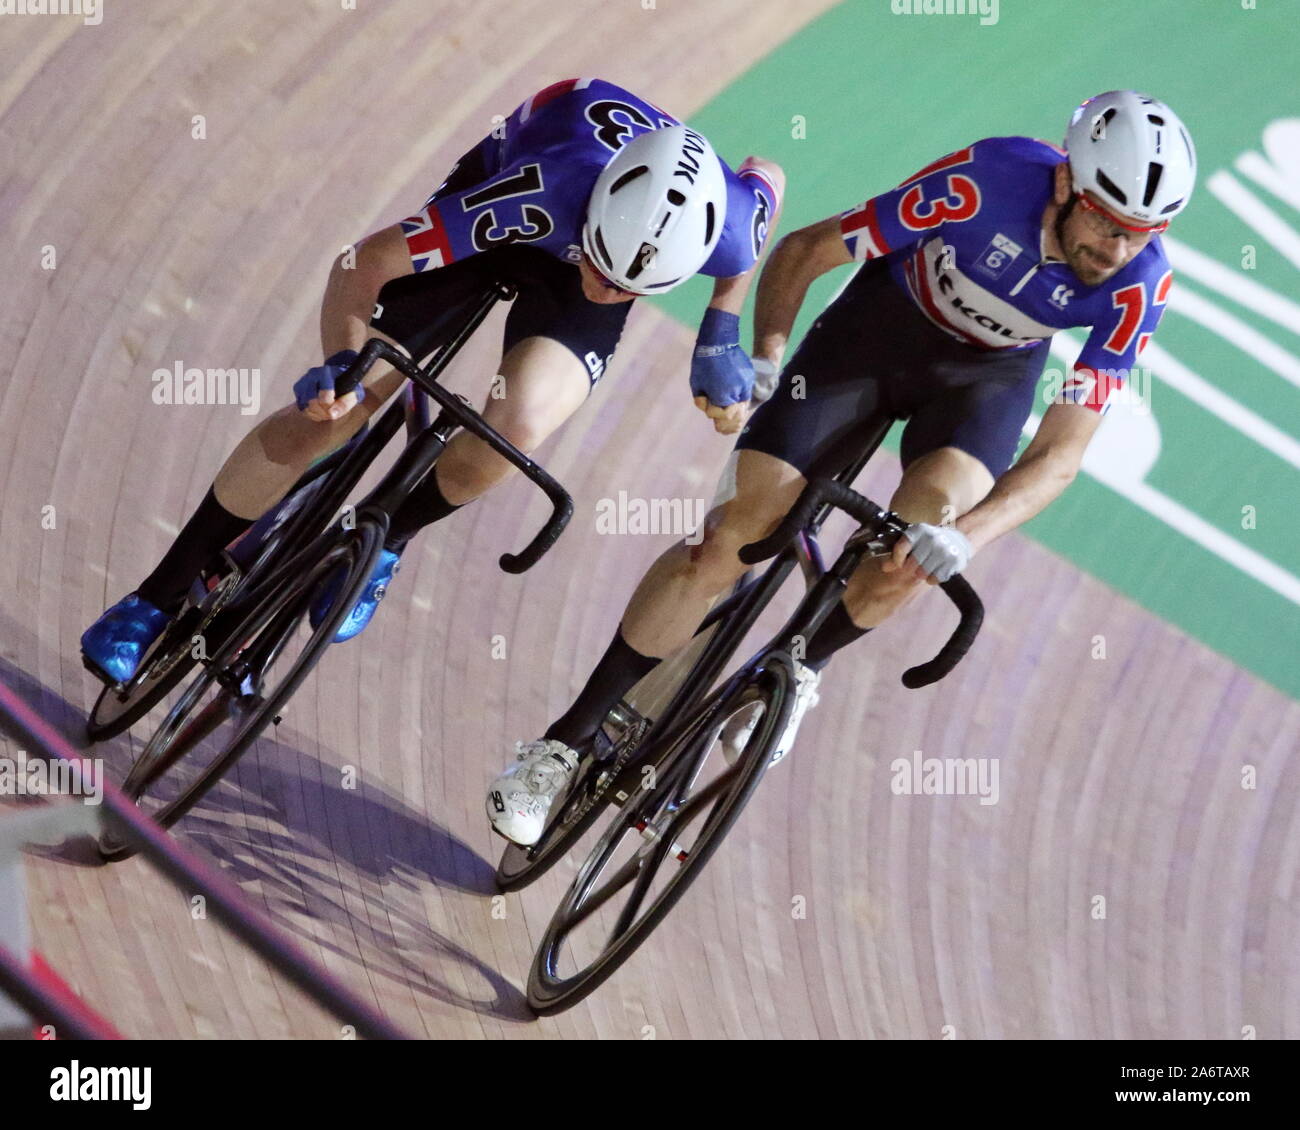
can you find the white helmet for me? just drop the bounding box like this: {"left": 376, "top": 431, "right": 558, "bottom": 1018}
{"left": 1065, "top": 90, "right": 1197, "bottom": 227}
{"left": 582, "top": 124, "right": 727, "bottom": 293}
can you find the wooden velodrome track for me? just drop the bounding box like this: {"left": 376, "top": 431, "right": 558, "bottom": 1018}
{"left": 2, "top": 2, "right": 1297, "bottom": 1040}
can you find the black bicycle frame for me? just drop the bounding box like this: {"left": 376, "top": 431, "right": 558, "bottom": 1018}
{"left": 633, "top": 414, "right": 896, "bottom": 757}
{"left": 237, "top": 282, "right": 574, "bottom": 612}
{"left": 740, "top": 476, "right": 984, "bottom": 688}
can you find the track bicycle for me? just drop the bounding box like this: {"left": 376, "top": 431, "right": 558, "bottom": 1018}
{"left": 88, "top": 283, "right": 573, "bottom": 859}
{"left": 495, "top": 417, "right": 984, "bottom": 1013}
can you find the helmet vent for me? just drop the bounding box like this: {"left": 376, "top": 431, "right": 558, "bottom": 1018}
{"left": 626, "top": 242, "right": 655, "bottom": 282}
{"left": 1095, "top": 170, "right": 1128, "bottom": 206}
{"left": 704, "top": 201, "right": 716, "bottom": 245}
{"left": 593, "top": 228, "right": 614, "bottom": 270}
{"left": 610, "top": 166, "right": 650, "bottom": 194}
{"left": 1147, "top": 113, "right": 1165, "bottom": 126}
{"left": 1160, "top": 198, "right": 1184, "bottom": 215}
{"left": 1092, "top": 107, "right": 1118, "bottom": 140}
{"left": 667, "top": 189, "right": 686, "bottom": 205}
{"left": 1142, "top": 162, "right": 1164, "bottom": 207}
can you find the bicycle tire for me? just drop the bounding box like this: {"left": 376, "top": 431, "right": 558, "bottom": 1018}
{"left": 85, "top": 466, "right": 344, "bottom": 742}
{"left": 495, "top": 706, "right": 651, "bottom": 892}
{"left": 496, "top": 597, "right": 739, "bottom": 891}
{"left": 526, "top": 659, "right": 793, "bottom": 1014}
{"left": 85, "top": 624, "right": 200, "bottom": 743}
{"left": 98, "top": 522, "right": 383, "bottom": 861}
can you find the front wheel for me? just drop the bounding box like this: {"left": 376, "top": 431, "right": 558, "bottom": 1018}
{"left": 526, "top": 659, "right": 793, "bottom": 1015}
{"left": 98, "top": 523, "right": 384, "bottom": 861}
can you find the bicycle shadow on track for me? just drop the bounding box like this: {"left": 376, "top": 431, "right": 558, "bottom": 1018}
{"left": 0, "top": 652, "right": 529, "bottom": 1020}
{"left": 169, "top": 738, "right": 528, "bottom": 1020}
{"left": 0, "top": 653, "right": 97, "bottom": 753}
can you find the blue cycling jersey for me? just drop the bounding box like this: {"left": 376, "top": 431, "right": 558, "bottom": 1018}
{"left": 840, "top": 136, "right": 1173, "bottom": 413}
{"left": 400, "top": 78, "right": 779, "bottom": 284}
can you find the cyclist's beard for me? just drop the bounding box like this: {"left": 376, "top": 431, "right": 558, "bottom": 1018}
{"left": 1055, "top": 198, "right": 1115, "bottom": 286}
{"left": 1053, "top": 195, "right": 1076, "bottom": 256}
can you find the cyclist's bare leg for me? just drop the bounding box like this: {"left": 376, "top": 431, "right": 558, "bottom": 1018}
{"left": 840, "top": 445, "right": 993, "bottom": 627}
{"left": 430, "top": 335, "right": 591, "bottom": 505}
{"left": 542, "top": 448, "right": 805, "bottom": 749}
{"left": 620, "top": 449, "right": 806, "bottom": 659}
{"left": 381, "top": 335, "right": 591, "bottom": 550}
{"left": 213, "top": 358, "right": 407, "bottom": 518}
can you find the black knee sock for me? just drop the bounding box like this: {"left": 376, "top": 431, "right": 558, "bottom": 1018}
{"left": 802, "top": 600, "right": 871, "bottom": 672}
{"left": 384, "top": 467, "right": 463, "bottom": 552}
{"left": 544, "top": 627, "right": 660, "bottom": 749}
{"left": 137, "top": 487, "right": 254, "bottom": 614}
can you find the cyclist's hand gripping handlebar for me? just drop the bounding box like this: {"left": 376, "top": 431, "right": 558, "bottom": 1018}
{"left": 738, "top": 477, "right": 983, "bottom": 688}
{"left": 333, "top": 338, "right": 573, "bottom": 573}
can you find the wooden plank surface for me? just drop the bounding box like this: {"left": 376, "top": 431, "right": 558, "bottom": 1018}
{"left": 0, "top": 1, "right": 1296, "bottom": 1039}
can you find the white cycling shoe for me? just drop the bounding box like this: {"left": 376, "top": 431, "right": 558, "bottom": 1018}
{"left": 721, "top": 663, "right": 821, "bottom": 767}
{"left": 486, "top": 739, "right": 581, "bottom": 846}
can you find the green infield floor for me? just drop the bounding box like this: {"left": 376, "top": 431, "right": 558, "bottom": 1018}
{"left": 660, "top": 0, "right": 1300, "bottom": 699}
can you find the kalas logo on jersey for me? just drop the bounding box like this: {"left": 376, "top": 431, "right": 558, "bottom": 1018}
{"left": 931, "top": 251, "right": 1043, "bottom": 344}
{"left": 973, "top": 232, "right": 1023, "bottom": 279}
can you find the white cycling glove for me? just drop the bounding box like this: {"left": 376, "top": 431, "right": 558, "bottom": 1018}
{"left": 900, "top": 523, "right": 973, "bottom": 582}
{"left": 751, "top": 357, "right": 780, "bottom": 404}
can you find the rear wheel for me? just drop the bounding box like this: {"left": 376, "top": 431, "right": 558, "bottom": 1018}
{"left": 85, "top": 471, "right": 336, "bottom": 743}
{"left": 496, "top": 611, "right": 732, "bottom": 892}
{"left": 526, "top": 660, "right": 792, "bottom": 1015}
{"left": 495, "top": 702, "right": 651, "bottom": 892}
{"left": 98, "top": 523, "right": 384, "bottom": 861}
{"left": 85, "top": 572, "right": 241, "bottom": 742}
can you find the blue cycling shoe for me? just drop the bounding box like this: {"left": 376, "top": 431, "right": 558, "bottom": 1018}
{"left": 80, "top": 593, "right": 173, "bottom": 685}
{"left": 309, "top": 547, "right": 403, "bottom": 643}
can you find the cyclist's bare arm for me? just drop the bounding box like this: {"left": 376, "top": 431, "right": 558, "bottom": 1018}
{"left": 949, "top": 401, "right": 1101, "bottom": 553}
{"left": 752, "top": 214, "right": 854, "bottom": 375}
{"left": 306, "top": 224, "right": 415, "bottom": 422}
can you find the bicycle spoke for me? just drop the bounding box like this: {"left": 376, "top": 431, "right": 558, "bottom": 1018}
{"left": 662, "top": 766, "right": 738, "bottom": 834}
{"left": 561, "top": 840, "right": 650, "bottom": 932}
{"left": 141, "top": 691, "right": 246, "bottom": 789}
{"left": 609, "top": 820, "right": 679, "bottom": 941}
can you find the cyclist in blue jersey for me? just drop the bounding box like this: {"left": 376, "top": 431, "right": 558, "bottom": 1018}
{"left": 493, "top": 91, "right": 1196, "bottom": 845}
{"left": 82, "top": 78, "right": 785, "bottom": 684}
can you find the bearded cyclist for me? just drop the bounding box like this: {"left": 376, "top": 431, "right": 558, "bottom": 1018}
{"left": 490, "top": 90, "right": 1195, "bottom": 845}
{"left": 82, "top": 78, "right": 785, "bottom": 686}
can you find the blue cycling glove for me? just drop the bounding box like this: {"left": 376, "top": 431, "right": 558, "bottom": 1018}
{"left": 293, "top": 349, "right": 363, "bottom": 410}
{"left": 690, "top": 308, "right": 754, "bottom": 407}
